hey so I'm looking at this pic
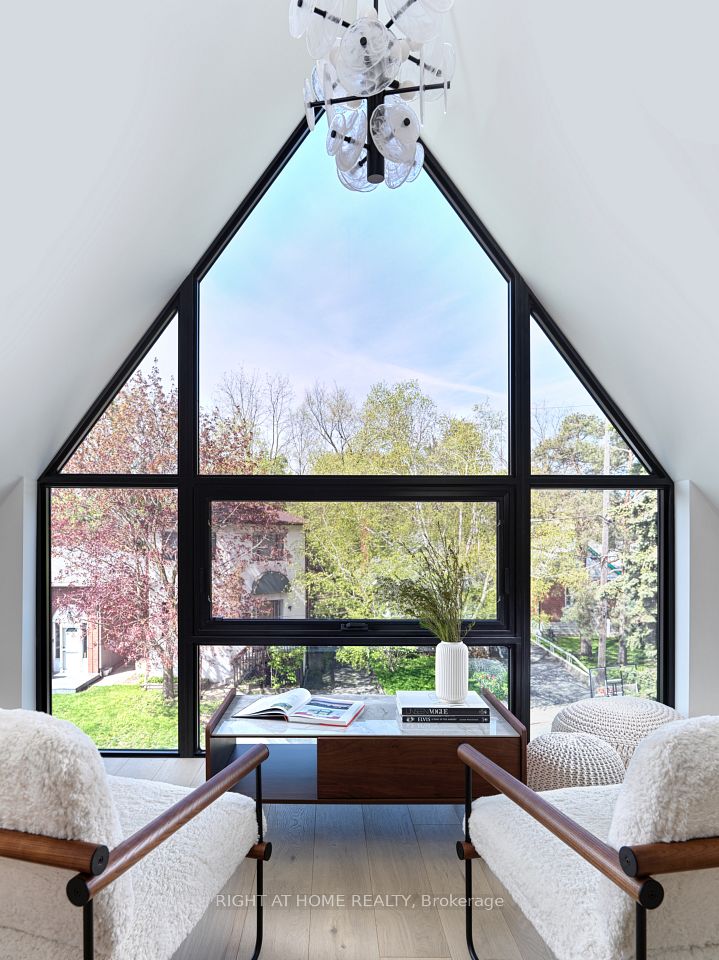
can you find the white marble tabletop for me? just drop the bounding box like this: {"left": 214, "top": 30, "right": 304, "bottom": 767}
{"left": 212, "top": 693, "right": 518, "bottom": 739}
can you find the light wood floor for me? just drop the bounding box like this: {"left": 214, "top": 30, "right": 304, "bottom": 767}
{"left": 104, "top": 757, "right": 555, "bottom": 960}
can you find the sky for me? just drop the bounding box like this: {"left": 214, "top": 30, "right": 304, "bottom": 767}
{"left": 198, "top": 129, "right": 509, "bottom": 421}
{"left": 139, "top": 124, "right": 608, "bottom": 436}
{"left": 530, "top": 320, "right": 604, "bottom": 417}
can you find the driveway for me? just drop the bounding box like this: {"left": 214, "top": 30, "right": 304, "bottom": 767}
{"left": 530, "top": 643, "right": 589, "bottom": 736}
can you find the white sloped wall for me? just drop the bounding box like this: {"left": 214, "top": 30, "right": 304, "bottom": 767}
{"left": 675, "top": 482, "right": 719, "bottom": 717}
{"left": 0, "top": 480, "right": 36, "bottom": 709}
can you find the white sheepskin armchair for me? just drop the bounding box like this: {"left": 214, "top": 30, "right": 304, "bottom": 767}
{"left": 464, "top": 715, "right": 719, "bottom": 960}
{"left": 0, "top": 708, "right": 268, "bottom": 960}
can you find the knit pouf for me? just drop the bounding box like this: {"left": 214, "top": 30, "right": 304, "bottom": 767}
{"left": 551, "top": 697, "right": 680, "bottom": 766}
{"left": 528, "top": 732, "right": 625, "bottom": 791}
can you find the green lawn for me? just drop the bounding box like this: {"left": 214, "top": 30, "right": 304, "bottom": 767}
{"left": 553, "top": 634, "right": 655, "bottom": 668}
{"left": 543, "top": 633, "right": 657, "bottom": 697}
{"left": 53, "top": 684, "right": 178, "bottom": 749}
{"left": 368, "top": 652, "right": 509, "bottom": 701}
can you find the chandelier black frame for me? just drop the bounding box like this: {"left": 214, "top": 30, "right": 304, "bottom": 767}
{"left": 293, "top": 0, "right": 456, "bottom": 189}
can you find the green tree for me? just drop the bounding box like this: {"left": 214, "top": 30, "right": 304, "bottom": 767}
{"left": 267, "top": 646, "right": 305, "bottom": 688}
{"left": 531, "top": 488, "right": 595, "bottom": 630}
{"left": 532, "top": 410, "right": 641, "bottom": 475}
{"left": 606, "top": 491, "right": 658, "bottom": 666}
{"left": 288, "top": 382, "right": 500, "bottom": 622}
{"left": 203, "top": 375, "right": 501, "bottom": 629}
{"left": 566, "top": 581, "right": 600, "bottom": 659}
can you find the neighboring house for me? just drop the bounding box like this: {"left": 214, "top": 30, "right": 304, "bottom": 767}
{"left": 537, "top": 543, "right": 657, "bottom": 649}
{"left": 537, "top": 582, "right": 567, "bottom": 622}
{"left": 202, "top": 511, "right": 307, "bottom": 688}
{"left": 52, "top": 512, "right": 307, "bottom": 687}
{"left": 584, "top": 543, "right": 622, "bottom": 583}
{"left": 538, "top": 544, "right": 622, "bottom": 625}
{"left": 250, "top": 511, "right": 306, "bottom": 619}
{"left": 50, "top": 557, "right": 125, "bottom": 685}
{"left": 212, "top": 509, "right": 306, "bottom": 621}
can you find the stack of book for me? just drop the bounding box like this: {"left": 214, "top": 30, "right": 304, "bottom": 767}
{"left": 396, "top": 690, "right": 490, "bottom": 724}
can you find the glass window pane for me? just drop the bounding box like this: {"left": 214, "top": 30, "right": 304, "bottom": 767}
{"left": 530, "top": 488, "right": 659, "bottom": 736}
{"left": 211, "top": 500, "right": 498, "bottom": 621}
{"left": 50, "top": 487, "right": 178, "bottom": 749}
{"left": 531, "top": 318, "right": 646, "bottom": 475}
{"left": 199, "top": 644, "right": 510, "bottom": 741}
{"left": 63, "top": 316, "right": 178, "bottom": 474}
{"left": 199, "top": 133, "right": 508, "bottom": 476}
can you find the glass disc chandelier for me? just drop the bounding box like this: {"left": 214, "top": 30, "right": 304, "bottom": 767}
{"left": 289, "top": 0, "right": 456, "bottom": 192}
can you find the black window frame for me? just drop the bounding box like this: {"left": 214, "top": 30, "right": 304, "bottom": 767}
{"left": 36, "top": 119, "right": 674, "bottom": 757}
{"left": 198, "top": 487, "right": 511, "bottom": 637}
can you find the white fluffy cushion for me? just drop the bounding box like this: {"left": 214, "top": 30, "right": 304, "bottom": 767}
{"left": 109, "top": 775, "right": 259, "bottom": 960}
{"left": 469, "top": 784, "right": 621, "bottom": 960}
{"left": 470, "top": 716, "right": 719, "bottom": 960}
{"left": 600, "top": 715, "right": 719, "bottom": 958}
{"left": 0, "top": 774, "right": 259, "bottom": 960}
{"left": 0, "top": 709, "right": 133, "bottom": 956}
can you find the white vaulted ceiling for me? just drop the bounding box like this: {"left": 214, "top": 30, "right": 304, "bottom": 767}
{"left": 0, "top": 0, "right": 717, "bottom": 504}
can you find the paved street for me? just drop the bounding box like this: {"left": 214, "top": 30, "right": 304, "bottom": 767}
{"left": 530, "top": 643, "right": 589, "bottom": 736}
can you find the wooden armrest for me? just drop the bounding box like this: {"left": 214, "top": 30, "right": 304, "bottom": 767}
{"left": 620, "top": 837, "right": 719, "bottom": 877}
{"left": 0, "top": 829, "right": 108, "bottom": 875}
{"left": 67, "top": 743, "right": 269, "bottom": 906}
{"left": 457, "top": 743, "right": 663, "bottom": 908}
{"left": 481, "top": 688, "right": 528, "bottom": 783}
{"left": 205, "top": 687, "right": 238, "bottom": 780}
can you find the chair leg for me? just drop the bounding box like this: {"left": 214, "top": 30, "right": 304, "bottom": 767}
{"left": 247, "top": 763, "right": 266, "bottom": 960}
{"left": 636, "top": 903, "right": 647, "bottom": 960}
{"left": 247, "top": 858, "right": 264, "bottom": 960}
{"left": 83, "top": 900, "right": 94, "bottom": 960}
{"left": 463, "top": 858, "right": 480, "bottom": 960}
{"left": 462, "top": 763, "right": 481, "bottom": 960}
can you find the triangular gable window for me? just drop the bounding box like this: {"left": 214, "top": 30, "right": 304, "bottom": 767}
{"left": 62, "top": 316, "right": 178, "bottom": 474}
{"left": 530, "top": 317, "right": 646, "bottom": 475}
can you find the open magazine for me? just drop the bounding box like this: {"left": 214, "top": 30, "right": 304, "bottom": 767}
{"left": 232, "top": 688, "right": 365, "bottom": 727}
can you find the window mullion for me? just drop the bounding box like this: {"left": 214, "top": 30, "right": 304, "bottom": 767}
{"left": 510, "top": 276, "right": 532, "bottom": 726}
{"left": 177, "top": 276, "right": 199, "bottom": 756}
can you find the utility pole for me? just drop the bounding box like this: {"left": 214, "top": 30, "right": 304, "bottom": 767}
{"left": 597, "top": 422, "right": 611, "bottom": 670}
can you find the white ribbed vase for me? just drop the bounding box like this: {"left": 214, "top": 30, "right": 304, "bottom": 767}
{"left": 435, "top": 641, "right": 469, "bottom": 703}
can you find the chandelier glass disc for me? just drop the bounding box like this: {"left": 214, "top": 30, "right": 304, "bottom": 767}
{"left": 370, "top": 102, "right": 420, "bottom": 164}
{"left": 306, "top": 0, "right": 343, "bottom": 59}
{"left": 336, "top": 109, "right": 368, "bottom": 171}
{"left": 289, "top": 0, "right": 311, "bottom": 39}
{"left": 337, "top": 19, "right": 402, "bottom": 97}
{"left": 326, "top": 112, "right": 347, "bottom": 156}
{"left": 385, "top": 0, "right": 442, "bottom": 45}
{"left": 337, "top": 151, "right": 379, "bottom": 192}
{"left": 303, "top": 77, "right": 316, "bottom": 131}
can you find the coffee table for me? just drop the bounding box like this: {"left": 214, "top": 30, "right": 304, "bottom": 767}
{"left": 205, "top": 689, "right": 526, "bottom": 803}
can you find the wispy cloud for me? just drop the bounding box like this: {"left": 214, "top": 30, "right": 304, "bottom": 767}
{"left": 196, "top": 131, "right": 580, "bottom": 426}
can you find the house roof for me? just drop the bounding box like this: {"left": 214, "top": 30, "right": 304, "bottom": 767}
{"left": 1, "top": 2, "right": 718, "bottom": 512}
{"left": 274, "top": 511, "right": 305, "bottom": 526}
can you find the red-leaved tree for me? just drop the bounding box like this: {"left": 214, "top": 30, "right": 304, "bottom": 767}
{"left": 53, "top": 363, "right": 289, "bottom": 700}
